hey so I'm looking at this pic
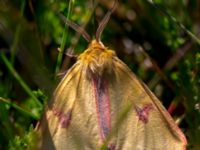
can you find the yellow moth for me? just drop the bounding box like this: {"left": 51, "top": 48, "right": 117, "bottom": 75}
{"left": 38, "top": 1, "right": 187, "bottom": 150}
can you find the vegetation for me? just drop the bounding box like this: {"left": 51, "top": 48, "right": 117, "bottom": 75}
{"left": 0, "top": 0, "right": 199, "bottom": 149}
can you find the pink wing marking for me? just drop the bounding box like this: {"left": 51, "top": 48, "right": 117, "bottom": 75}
{"left": 53, "top": 108, "right": 72, "bottom": 128}
{"left": 135, "top": 103, "right": 154, "bottom": 124}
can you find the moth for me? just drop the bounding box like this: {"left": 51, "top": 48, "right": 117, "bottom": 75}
{"left": 38, "top": 1, "right": 187, "bottom": 150}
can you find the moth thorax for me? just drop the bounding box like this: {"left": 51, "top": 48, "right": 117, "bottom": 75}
{"left": 78, "top": 40, "right": 116, "bottom": 79}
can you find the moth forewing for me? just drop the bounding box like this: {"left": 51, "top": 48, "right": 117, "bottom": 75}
{"left": 114, "top": 59, "right": 187, "bottom": 149}
{"left": 140, "top": 81, "right": 187, "bottom": 144}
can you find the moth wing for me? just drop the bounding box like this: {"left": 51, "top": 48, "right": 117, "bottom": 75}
{"left": 38, "top": 63, "right": 102, "bottom": 150}
{"left": 109, "top": 58, "right": 187, "bottom": 150}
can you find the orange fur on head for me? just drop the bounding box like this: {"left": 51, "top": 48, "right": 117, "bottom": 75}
{"left": 78, "top": 40, "right": 116, "bottom": 78}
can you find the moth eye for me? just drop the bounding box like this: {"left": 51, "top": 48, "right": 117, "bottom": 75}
{"left": 135, "top": 103, "right": 154, "bottom": 124}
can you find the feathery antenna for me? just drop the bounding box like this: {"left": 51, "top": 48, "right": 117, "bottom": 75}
{"left": 58, "top": 13, "right": 91, "bottom": 42}
{"left": 96, "top": 0, "right": 118, "bottom": 42}
{"left": 59, "top": 0, "right": 118, "bottom": 43}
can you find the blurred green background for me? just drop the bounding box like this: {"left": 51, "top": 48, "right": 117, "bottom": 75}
{"left": 0, "top": 0, "right": 199, "bottom": 149}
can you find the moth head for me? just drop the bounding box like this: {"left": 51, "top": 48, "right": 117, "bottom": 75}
{"left": 78, "top": 39, "right": 116, "bottom": 78}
